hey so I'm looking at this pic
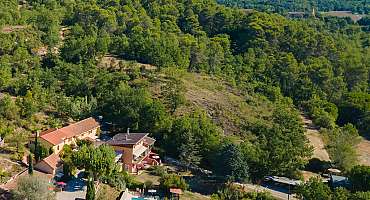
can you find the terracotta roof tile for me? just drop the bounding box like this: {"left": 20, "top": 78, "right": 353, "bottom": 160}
{"left": 42, "top": 153, "right": 61, "bottom": 170}
{"left": 40, "top": 117, "right": 100, "bottom": 145}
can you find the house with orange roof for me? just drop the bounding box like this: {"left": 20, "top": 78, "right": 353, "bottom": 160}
{"left": 34, "top": 153, "right": 62, "bottom": 175}
{"left": 39, "top": 117, "right": 100, "bottom": 154}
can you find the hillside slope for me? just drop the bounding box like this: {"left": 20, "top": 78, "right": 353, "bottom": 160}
{"left": 148, "top": 71, "right": 275, "bottom": 136}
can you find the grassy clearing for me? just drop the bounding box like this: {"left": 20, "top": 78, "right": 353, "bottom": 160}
{"left": 135, "top": 171, "right": 160, "bottom": 185}
{"left": 182, "top": 191, "right": 210, "bottom": 200}
{"left": 149, "top": 71, "right": 274, "bottom": 135}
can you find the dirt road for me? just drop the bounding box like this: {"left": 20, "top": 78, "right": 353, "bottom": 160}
{"left": 301, "top": 115, "right": 331, "bottom": 161}
{"left": 357, "top": 135, "right": 370, "bottom": 166}
{"left": 237, "top": 183, "right": 298, "bottom": 200}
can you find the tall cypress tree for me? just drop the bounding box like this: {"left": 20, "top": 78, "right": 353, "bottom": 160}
{"left": 28, "top": 154, "right": 33, "bottom": 175}
{"left": 86, "top": 172, "right": 95, "bottom": 200}
{"left": 34, "top": 131, "right": 40, "bottom": 162}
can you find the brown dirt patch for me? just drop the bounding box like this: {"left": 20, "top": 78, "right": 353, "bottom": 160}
{"left": 356, "top": 137, "right": 370, "bottom": 166}
{"left": 301, "top": 115, "right": 331, "bottom": 161}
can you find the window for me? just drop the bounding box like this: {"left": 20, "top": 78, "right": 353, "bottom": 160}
{"left": 57, "top": 145, "right": 59, "bottom": 150}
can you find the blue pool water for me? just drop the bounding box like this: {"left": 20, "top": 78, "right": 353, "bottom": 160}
{"left": 132, "top": 198, "right": 145, "bottom": 200}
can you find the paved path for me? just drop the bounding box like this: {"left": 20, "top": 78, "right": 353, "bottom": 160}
{"left": 301, "top": 115, "right": 331, "bottom": 161}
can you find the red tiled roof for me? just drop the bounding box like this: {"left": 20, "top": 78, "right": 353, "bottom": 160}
{"left": 40, "top": 117, "right": 100, "bottom": 145}
{"left": 41, "top": 153, "right": 61, "bottom": 170}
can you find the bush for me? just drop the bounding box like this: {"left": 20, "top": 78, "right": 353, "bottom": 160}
{"left": 76, "top": 139, "right": 94, "bottom": 147}
{"left": 348, "top": 165, "right": 370, "bottom": 192}
{"left": 99, "top": 171, "right": 126, "bottom": 190}
{"left": 12, "top": 175, "right": 55, "bottom": 200}
{"left": 144, "top": 180, "right": 153, "bottom": 189}
{"left": 159, "top": 174, "right": 188, "bottom": 191}
{"left": 296, "top": 178, "right": 332, "bottom": 200}
{"left": 349, "top": 192, "right": 370, "bottom": 200}
{"left": 211, "top": 184, "right": 275, "bottom": 200}
{"left": 149, "top": 165, "right": 167, "bottom": 177}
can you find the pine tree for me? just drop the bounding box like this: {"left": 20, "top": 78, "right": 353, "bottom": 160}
{"left": 179, "top": 131, "right": 201, "bottom": 170}
{"left": 28, "top": 154, "right": 33, "bottom": 175}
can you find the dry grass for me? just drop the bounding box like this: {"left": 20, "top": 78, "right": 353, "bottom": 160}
{"left": 149, "top": 72, "right": 274, "bottom": 135}
{"left": 182, "top": 191, "right": 210, "bottom": 200}
{"left": 356, "top": 137, "right": 370, "bottom": 166}
{"left": 134, "top": 171, "right": 160, "bottom": 185}
{"left": 321, "top": 11, "right": 365, "bottom": 22}
{"left": 301, "top": 115, "right": 331, "bottom": 161}
{"left": 96, "top": 184, "right": 121, "bottom": 200}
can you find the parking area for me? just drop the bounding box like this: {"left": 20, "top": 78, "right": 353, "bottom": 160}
{"left": 56, "top": 178, "right": 86, "bottom": 200}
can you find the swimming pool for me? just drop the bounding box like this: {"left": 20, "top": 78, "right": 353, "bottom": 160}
{"left": 131, "top": 198, "right": 145, "bottom": 200}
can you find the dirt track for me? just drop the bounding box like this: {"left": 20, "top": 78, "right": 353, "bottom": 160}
{"left": 301, "top": 115, "right": 331, "bottom": 161}
{"left": 357, "top": 136, "right": 370, "bottom": 166}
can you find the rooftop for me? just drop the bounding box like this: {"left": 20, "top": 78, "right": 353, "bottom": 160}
{"left": 107, "top": 133, "right": 152, "bottom": 146}
{"left": 41, "top": 153, "right": 61, "bottom": 170}
{"left": 40, "top": 117, "right": 100, "bottom": 145}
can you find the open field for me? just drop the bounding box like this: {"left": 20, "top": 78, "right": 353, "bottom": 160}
{"left": 321, "top": 11, "right": 365, "bottom": 22}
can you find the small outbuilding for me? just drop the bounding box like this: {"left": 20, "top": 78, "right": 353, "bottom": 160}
{"left": 34, "top": 153, "right": 62, "bottom": 175}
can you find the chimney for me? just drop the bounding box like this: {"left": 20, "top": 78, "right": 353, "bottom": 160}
{"left": 125, "top": 134, "right": 128, "bottom": 140}
{"left": 127, "top": 128, "right": 130, "bottom": 135}
{"left": 36, "top": 130, "right": 40, "bottom": 137}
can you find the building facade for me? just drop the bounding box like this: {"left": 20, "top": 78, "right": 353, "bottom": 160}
{"left": 107, "top": 132, "right": 160, "bottom": 174}
{"left": 39, "top": 117, "right": 100, "bottom": 154}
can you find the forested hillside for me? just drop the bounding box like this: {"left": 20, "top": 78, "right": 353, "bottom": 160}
{"left": 0, "top": 0, "right": 369, "bottom": 185}
{"left": 217, "top": 0, "right": 370, "bottom": 14}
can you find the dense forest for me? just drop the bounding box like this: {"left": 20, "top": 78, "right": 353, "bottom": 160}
{"left": 0, "top": 0, "right": 369, "bottom": 191}
{"left": 217, "top": 0, "right": 370, "bottom": 14}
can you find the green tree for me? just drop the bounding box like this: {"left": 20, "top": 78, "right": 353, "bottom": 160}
{"left": 215, "top": 142, "right": 249, "bottom": 182}
{"left": 17, "top": 91, "right": 38, "bottom": 118}
{"left": 0, "top": 95, "right": 19, "bottom": 120}
{"left": 86, "top": 172, "right": 96, "bottom": 200}
{"left": 251, "top": 106, "right": 313, "bottom": 178}
{"left": 159, "top": 174, "right": 188, "bottom": 191}
{"left": 28, "top": 154, "right": 33, "bottom": 175}
{"left": 12, "top": 175, "right": 55, "bottom": 200}
{"left": 7, "top": 129, "right": 28, "bottom": 154}
{"left": 296, "top": 178, "right": 333, "bottom": 200}
{"left": 178, "top": 131, "right": 201, "bottom": 169}
{"left": 348, "top": 165, "right": 370, "bottom": 192}
{"left": 323, "top": 124, "right": 360, "bottom": 171}
{"left": 161, "top": 78, "right": 186, "bottom": 114}
{"left": 72, "top": 144, "right": 116, "bottom": 179}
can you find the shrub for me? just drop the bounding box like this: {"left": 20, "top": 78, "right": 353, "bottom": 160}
{"left": 348, "top": 165, "right": 370, "bottom": 192}
{"left": 150, "top": 165, "right": 167, "bottom": 177}
{"left": 144, "top": 180, "right": 153, "bottom": 189}
{"left": 159, "top": 174, "right": 188, "bottom": 191}
{"left": 100, "top": 171, "right": 126, "bottom": 190}
{"left": 12, "top": 175, "right": 55, "bottom": 200}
